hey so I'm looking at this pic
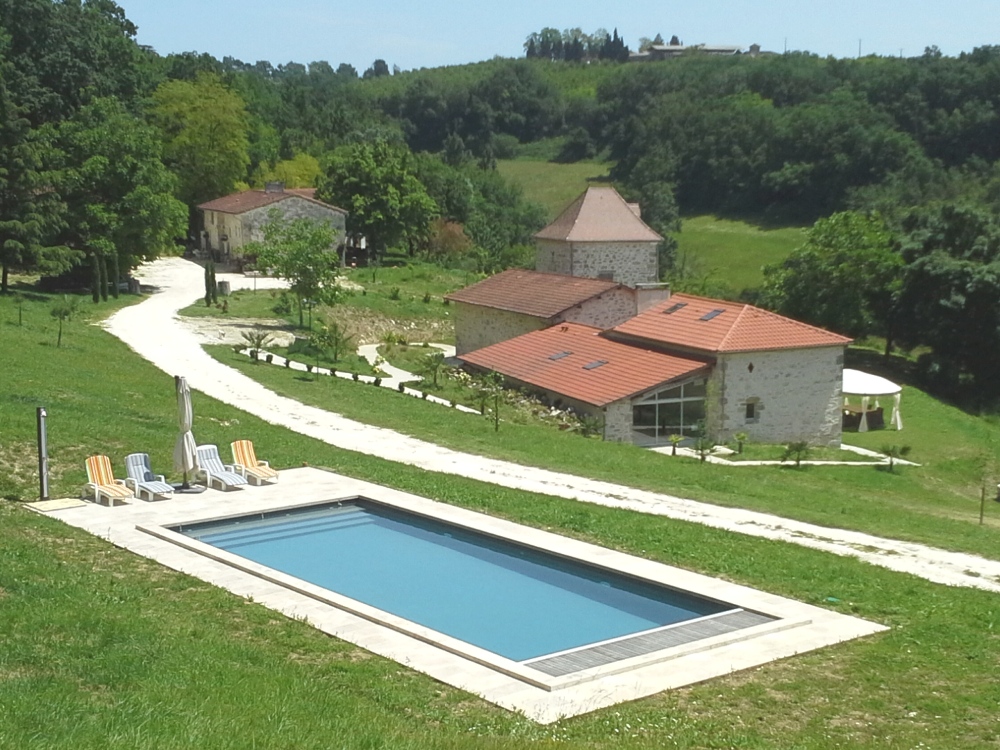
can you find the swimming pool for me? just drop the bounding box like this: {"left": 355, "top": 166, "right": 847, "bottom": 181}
{"left": 175, "top": 500, "right": 767, "bottom": 664}
{"left": 168, "top": 497, "right": 778, "bottom": 679}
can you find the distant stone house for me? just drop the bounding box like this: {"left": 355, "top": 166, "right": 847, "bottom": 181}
{"left": 197, "top": 183, "right": 347, "bottom": 262}
{"left": 460, "top": 293, "right": 850, "bottom": 447}
{"left": 533, "top": 187, "right": 662, "bottom": 288}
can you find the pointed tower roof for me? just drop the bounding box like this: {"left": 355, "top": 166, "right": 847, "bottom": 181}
{"left": 533, "top": 187, "right": 663, "bottom": 243}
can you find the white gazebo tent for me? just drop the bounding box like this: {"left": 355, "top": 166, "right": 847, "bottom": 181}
{"left": 842, "top": 368, "right": 902, "bottom": 432}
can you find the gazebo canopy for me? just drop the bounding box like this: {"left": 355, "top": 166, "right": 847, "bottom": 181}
{"left": 842, "top": 369, "right": 901, "bottom": 397}
{"left": 842, "top": 368, "right": 903, "bottom": 431}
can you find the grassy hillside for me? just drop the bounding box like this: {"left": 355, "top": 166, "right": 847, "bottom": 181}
{"left": 3, "top": 288, "right": 1000, "bottom": 748}
{"left": 676, "top": 215, "right": 806, "bottom": 293}
{"left": 497, "top": 158, "right": 611, "bottom": 219}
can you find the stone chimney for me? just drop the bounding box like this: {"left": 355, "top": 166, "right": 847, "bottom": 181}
{"left": 264, "top": 181, "right": 285, "bottom": 193}
{"left": 634, "top": 282, "right": 671, "bottom": 313}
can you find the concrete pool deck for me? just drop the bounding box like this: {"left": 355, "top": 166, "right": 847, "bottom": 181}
{"left": 34, "top": 467, "right": 886, "bottom": 723}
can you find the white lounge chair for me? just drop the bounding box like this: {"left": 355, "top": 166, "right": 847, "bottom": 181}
{"left": 195, "top": 444, "right": 248, "bottom": 491}
{"left": 124, "top": 453, "right": 174, "bottom": 501}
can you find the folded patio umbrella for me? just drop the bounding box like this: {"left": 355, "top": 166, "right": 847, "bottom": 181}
{"left": 173, "top": 375, "right": 199, "bottom": 489}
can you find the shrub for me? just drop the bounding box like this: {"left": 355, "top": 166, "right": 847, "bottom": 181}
{"left": 388, "top": 286, "right": 401, "bottom": 301}
{"left": 352, "top": 372, "right": 359, "bottom": 381}
{"left": 285, "top": 358, "right": 291, "bottom": 368}
{"left": 397, "top": 382, "right": 405, "bottom": 393}
{"left": 373, "top": 377, "right": 382, "bottom": 387}
{"left": 422, "top": 291, "right": 431, "bottom": 303}
{"left": 265, "top": 353, "right": 273, "bottom": 364}
{"left": 305, "top": 363, "right": 313, "bottom": 373}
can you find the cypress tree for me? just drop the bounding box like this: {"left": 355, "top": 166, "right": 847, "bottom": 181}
{"left": 109, "top": 252, "right": 120, "bottom": 299}
{"left": 204, "top": 261, "right": 212, "bottom": 306}
{"left": 99, "top": 252, "right": 109, "bottom": 301}
{"left": 91, "top": 253, "right": 100, "bottom": 303}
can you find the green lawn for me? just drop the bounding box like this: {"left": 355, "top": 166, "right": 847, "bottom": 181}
{"left": 497, "top": 158, "right": 611, "bottom": 219}
{"left": 4, "top": 290, "right": 1000, "bottom": 748}
{"left": 676, "top": 215, "right": 806, "bottom": 294}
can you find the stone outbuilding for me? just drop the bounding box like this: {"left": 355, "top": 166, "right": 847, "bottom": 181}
{"left": 197, "top": 183, "right": 347, "bottom": 262}
{"left": 534, "top": 187, "right": 662, "bottom": 287}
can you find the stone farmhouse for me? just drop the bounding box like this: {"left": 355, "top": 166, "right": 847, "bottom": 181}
{"left": 197, "top": 183, "right": 347, "bottom": 262}
{"left": 451, "top": 186, "right": 851, "bottom": 447}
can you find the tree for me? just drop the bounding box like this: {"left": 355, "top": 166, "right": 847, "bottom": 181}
{"left": 761, "top": 211, "right": 903, "bottom": 351}
{"left": 363, "top": 59, "right": 390, "bottom": 79}
{"left": 782, "top": 441, "right": 811, "bottom": 468}
{"left": 880, "top": 444, "right": 911, "bottom": 473}
{"left": 314, "top": 320, "right": 353, "bottom": 363}
{"left": 150, "top": 73, "right": 251, "bottom": 208}
{"left": 49, "top": 295, "right": 77, "bottom": 347}
{"left": 417, "top": 350, "right": 445, "bottom": 389}
{"left": 55, "top": 97, "right": 186, "bottom": 284}
{"left": 0, "top": 44, "right": 71, "bottom": 292}
{"left": 249, "top": 214, "right": 341, "bottom": 327}
{"left": 894, "top": 203, "right": 1000, "bottom": 395}
{"left": 318, "top": 140, "right": 437, "bottom": 260}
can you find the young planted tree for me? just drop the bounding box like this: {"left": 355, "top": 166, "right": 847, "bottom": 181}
{"left": 782, "top": 441, "right": 811, "bottom": 468}
{"left": 248, "top": 214, "right": 340, "bottom": 327}
{"left": 880, "top": 444, "right": 912, "bottom": 473}
{"left": 240, "top": 325, "right": 273, "bottom": 362}
{"left": 417, "top": 350, "right": 445, "bottom": 389}
{"left": 734, "top": 431, "right": 749, "bottom": 455}
{"left": 668, "top": 433, "right": 684, "bottom": 456}
{"left": 49, "top": 295, "right": 78, "bottom": 347}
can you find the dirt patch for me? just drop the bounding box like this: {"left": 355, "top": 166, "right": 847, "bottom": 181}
{"left": 322, "top": 306, "right": 454, "bottom": 345}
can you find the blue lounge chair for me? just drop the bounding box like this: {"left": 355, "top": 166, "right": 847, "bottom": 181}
{"left": 124, "top": 453, "right": 174, "bottom": 501}
{"left": 195, "top": 444, "right": 248, "bottom": 491}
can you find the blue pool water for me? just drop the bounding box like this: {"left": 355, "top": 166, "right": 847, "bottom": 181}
{"left": 178, "top": 500, "right": 731, "bottom": 661}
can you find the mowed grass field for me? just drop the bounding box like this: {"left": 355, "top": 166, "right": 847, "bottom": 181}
{"left": 4, "top": 290, "right": 1000, "bottom": 748}
{"left": 499, "top": 159, "right": 806, "bottom": 293}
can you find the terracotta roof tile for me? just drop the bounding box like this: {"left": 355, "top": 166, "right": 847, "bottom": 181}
{"left": 612, "top": 293, "right": 852, "bottom": 353}
{"left": 445, "top": 269, "right": 623, "bottom": 319}
{"left": 533, "top": 187, "right": 663, "bottom": 243}
{"left": 197, "top": 188, "right": 345, "bottom": 215}
{"left": 459, "top": 323, "right": 708, "bottom": 407}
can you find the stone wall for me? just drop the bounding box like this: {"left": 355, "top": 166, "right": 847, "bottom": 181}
{"left": 535, "top": 240, "right": 573, "bottom": 276}
{"left": 570, "top": 241, "right": 659, "bottom": 287}
{"left": 561, "top": 288, "right": 638, "bottom": 330}
{"left": 711, "top": 346, "right": 845, "bottom": 447}
{"left": 602, "top": 399, "right": 633, "bottom": 442}
{"left": 241, "top": 197, "right": 347, "bottom": 255}
{"left": 536, "top": 240, "right": 659, "bottom": 287}
{"left": 453, "top": 303, "right": 547, "bottom": 355}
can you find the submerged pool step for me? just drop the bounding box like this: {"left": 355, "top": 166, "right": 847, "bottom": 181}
{"left": 524, "top": 609, "right": 776, "bottom": 677}
{"left": 194, "top": 509, "right": 374, "bottom": 549}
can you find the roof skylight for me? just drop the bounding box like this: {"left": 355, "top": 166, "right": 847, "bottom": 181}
{"left": 583, "top": 360, "right": 608, "bottom": 370}
{"left": 700, "top": 309, "right": 726, "bottom": 321}
{"left": 663, "top": 302, "right": 688, "bottom": 315}
{"left": 548, "top": 351, "right": 572, "bottom": 360}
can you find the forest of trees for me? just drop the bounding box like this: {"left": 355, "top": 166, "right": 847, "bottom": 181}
{"left": 2, "top": 2, "right": 999, "bottom": 397}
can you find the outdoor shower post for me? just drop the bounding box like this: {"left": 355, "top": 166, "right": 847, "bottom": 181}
{"left": 36, "top": 406, "right": 49, "bottom": 501}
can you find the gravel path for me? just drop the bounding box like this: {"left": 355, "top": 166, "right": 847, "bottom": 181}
{"left": 104, "top": 257, "right": 1000, "bottom": 594}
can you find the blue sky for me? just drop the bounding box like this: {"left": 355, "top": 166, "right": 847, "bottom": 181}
{"left": 121, "top": 0, "right": 999, "bottom": 72}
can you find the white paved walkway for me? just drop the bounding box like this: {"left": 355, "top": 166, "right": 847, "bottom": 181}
{"left": 104, "top": 257, "right": 1000, "bottom": 594}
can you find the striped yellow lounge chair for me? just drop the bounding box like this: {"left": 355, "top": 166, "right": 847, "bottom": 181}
{"left": 83, "top": 455, "right": 134, "bottom": 506}
{"left": 231, "top": 440, "right": 279, "bottom": 486}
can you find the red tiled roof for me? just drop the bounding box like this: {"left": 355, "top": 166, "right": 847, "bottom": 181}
{"left": 612, "top": 293, "right": 852, "bottom": 353}
{"left": 445, "top": 269, "right": 623, "bottom": 319}
{"left": 197, "top": 188, "right": 345, "bottom": 215}
{"left": 459, "top": 323, "right": 708, "bottom": 407}
{"left": 533, "top": 187, "right": 662, "bottom": 243}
